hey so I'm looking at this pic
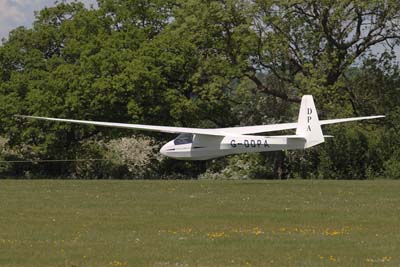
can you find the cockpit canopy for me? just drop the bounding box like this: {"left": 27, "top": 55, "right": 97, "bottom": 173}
{"left": 174, "top": 133, "right": 193, "bottom": 145}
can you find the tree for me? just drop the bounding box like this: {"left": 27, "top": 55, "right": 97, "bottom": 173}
{"left": 251, "top": 0, "right": 400, "bottom": 102}
{"left": 0, "top": 0, "right": 398, "bottom": 179}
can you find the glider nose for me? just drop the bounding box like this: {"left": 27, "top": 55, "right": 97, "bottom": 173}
{"left": 160, "top": 141, "right": 175, "bottom": 157}
{"left": 160, "top": 144, "right": 167, "bottom": 156}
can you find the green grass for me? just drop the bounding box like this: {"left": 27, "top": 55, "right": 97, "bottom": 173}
{"left": 0, "top": 180, "right": 399, "bottom": 266}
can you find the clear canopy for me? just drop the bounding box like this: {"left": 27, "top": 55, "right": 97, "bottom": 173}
{"left": 174, "top": 133, "right": 193, "bottom": 145}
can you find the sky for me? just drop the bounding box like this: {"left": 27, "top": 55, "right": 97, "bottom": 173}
{"left": 0, "top": 0, "right": 97, "bottom": 40}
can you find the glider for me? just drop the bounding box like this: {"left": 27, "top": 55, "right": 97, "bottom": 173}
{"left": 17, "top": 95, "right": 384, "bottom": 160}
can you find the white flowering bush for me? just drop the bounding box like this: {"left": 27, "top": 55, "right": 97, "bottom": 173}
{"left": 105, "top": 136, "right": 163, "bottom": 178}
{"left": 198, "top": 153, "right": 271, "bottom": 180}
{"left": 0, "top": 137, "right": 29, "bottom": 176}
{"left": 0, "top": 137, "right": 6, "bottom": 153}
{"left": 0, "top": 137, "right": 9, "bottom": 174}
{"left": 73, "top": 136, "right": 162, "bottom": 179}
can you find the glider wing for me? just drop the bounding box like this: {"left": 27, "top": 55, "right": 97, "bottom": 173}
{"left": 16, "top": 114, "right": 384, "bottom": 136}
{"left": 222, "top": 115, "right": 385, "bottom": 135}
{"left": 15, "top": 115, "right": 227, "bottom": 136}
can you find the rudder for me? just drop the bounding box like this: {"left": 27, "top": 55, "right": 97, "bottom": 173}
{"left": 296, "top": 95, "right": 324, "bottom": 148}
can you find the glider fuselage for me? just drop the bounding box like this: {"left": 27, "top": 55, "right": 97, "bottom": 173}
{"left": 160, "top": 134, "right": 306, "bottom": 160}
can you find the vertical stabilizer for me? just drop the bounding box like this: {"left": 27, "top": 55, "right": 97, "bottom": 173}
{"left": 296, "top": 95, "right": 324, "bottom": 148}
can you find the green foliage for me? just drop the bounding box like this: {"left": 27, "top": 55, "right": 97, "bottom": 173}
{"left": 318, "top": 127, "right": 370, "bottom": 179}
{"left": 0, "top": 0, "right": 399, "bottom": 179}
{"left": 383, "top": 152, "right": 400, "bottom": 179}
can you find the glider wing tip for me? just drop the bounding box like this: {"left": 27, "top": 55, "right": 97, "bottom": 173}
{"left": 14, "top": 114, "right": 28, "bottom": 118}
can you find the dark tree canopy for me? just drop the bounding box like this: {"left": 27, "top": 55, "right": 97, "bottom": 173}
{"left": 0, "top": 0, "right": 399, "bottom": 179}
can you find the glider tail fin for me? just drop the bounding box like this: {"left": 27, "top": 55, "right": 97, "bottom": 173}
{"left": 296, "top": 95, "right": 324, "bottom": 148}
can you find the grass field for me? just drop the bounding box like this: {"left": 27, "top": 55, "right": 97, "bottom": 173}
{"left": 0, "top": 180, "right": 399, "bottom": 266}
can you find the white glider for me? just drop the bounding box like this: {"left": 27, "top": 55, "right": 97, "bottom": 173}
{"left": 17, "top": 95, "right": 384, "bottom": 160}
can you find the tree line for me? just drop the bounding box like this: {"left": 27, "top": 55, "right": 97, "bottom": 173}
{"left": 0, "top": 0, "right": 399, "bottom": 179}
